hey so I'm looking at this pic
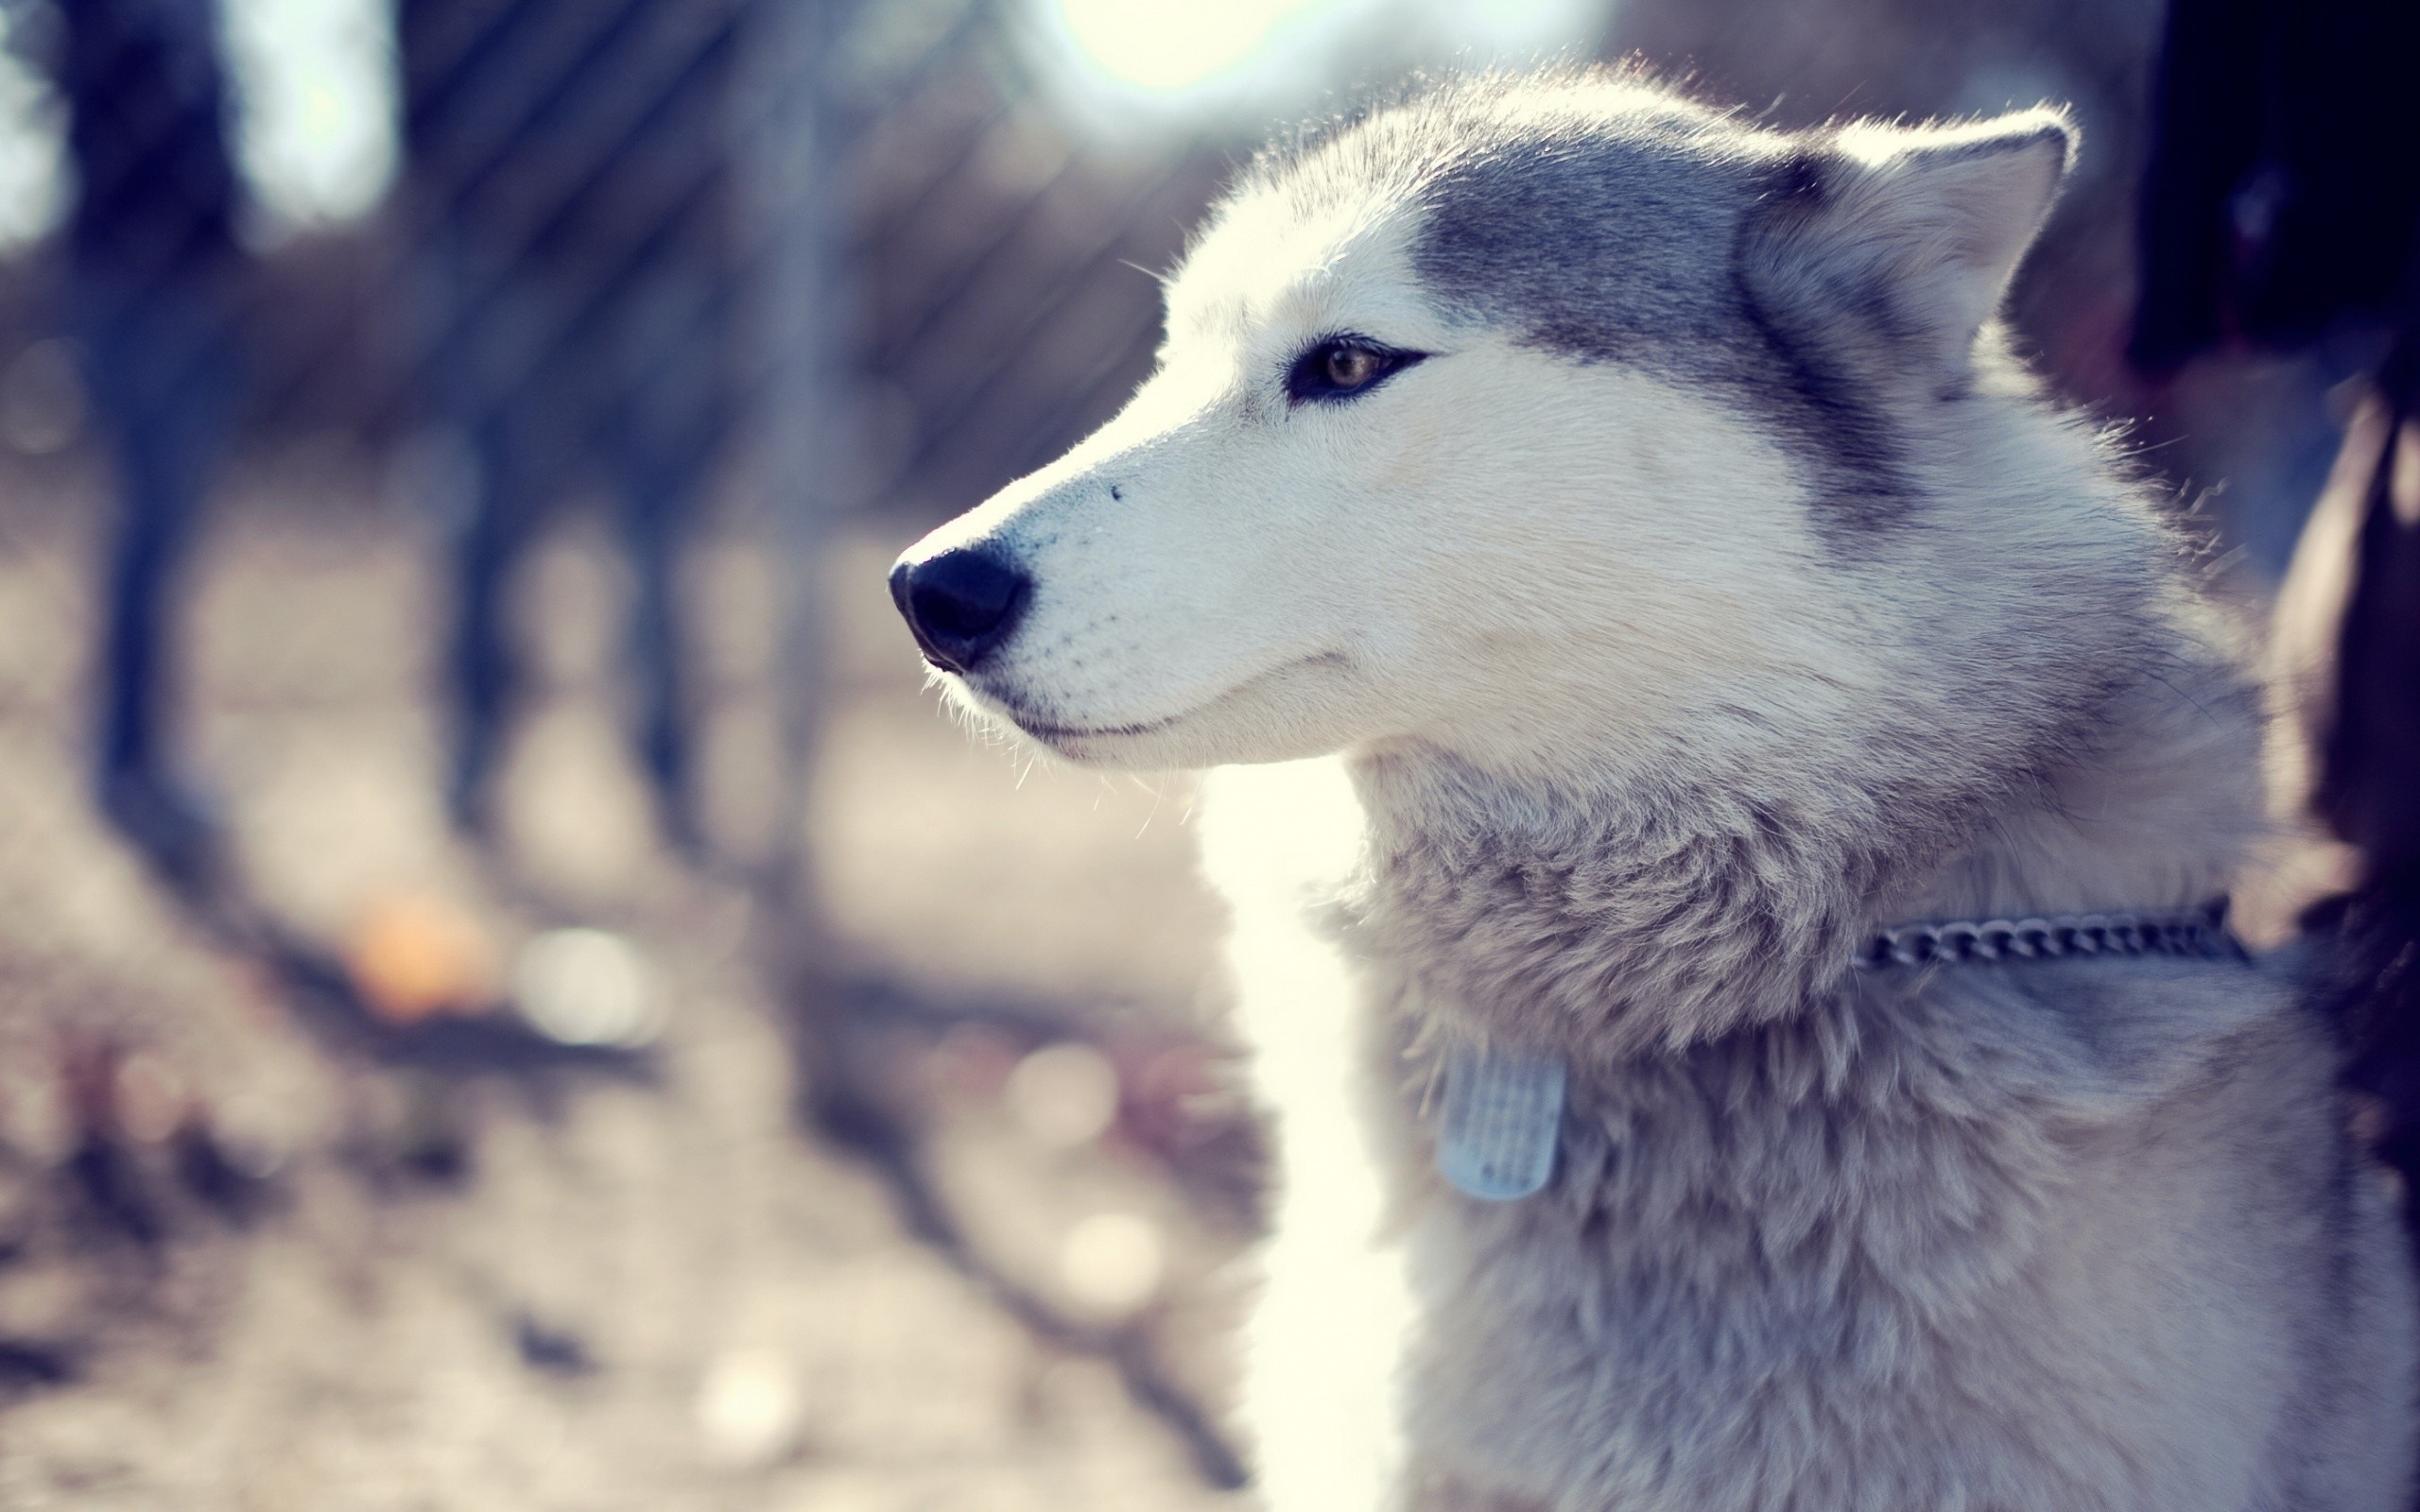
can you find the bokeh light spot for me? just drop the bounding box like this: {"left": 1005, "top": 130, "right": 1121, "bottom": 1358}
{"left": 1006, "top": 1040, "right": 1120, "bottom": 1149}
{"left": 1053, "top": 0, "right": 1337, "bottom": 94}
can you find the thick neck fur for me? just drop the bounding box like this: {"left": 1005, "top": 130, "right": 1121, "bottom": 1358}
{"left": 1340, "top": 601, "right": 2264, "bottom": 1068}
{"left": 1890, "top": 632, "right": 2263, "bottom": 926}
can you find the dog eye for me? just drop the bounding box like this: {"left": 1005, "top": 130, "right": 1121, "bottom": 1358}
{"left": 1286, "top": 335, "right": 1426, "bottom": 406}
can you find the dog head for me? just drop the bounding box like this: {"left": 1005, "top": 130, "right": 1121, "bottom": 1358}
{"left": 893, "top": 75, "right": 2096, "bottom": 788}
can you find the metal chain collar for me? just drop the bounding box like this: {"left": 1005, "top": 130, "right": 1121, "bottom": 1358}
{"left": 1857, "top": 896, "right": 2248, "bottom": 971}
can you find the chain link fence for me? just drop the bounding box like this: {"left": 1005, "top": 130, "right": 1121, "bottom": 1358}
{"left": 0, "top": 9, "right": 1285, "bottom": 1499}
{"left": 0, "top": 0, "right": 1265, "bottom": 866}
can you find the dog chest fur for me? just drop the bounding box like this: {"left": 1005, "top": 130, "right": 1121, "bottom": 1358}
{"left": 1293, "top": 650, "right": 2418, "bottom": 1509}
{"left": 1371, "top": 965, "right": 2411, "bottom": 1511}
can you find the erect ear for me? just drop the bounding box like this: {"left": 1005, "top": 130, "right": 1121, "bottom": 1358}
{"left": 1750, "top": 109, "right": 2075, "bottom": 378}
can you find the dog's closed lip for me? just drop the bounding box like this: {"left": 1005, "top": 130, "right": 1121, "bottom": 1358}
{"left": 985, "top": 652, "right": 1350, "bottom": 745}
{"left": 1003, "top": 709, "right": 1177, "bottom": 743}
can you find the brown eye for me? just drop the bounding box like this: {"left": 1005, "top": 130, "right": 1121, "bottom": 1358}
{"left": 1286, "top": 335, "right": 1426, "bottom": 406}
{"left": 1324, "top": 345, "right": 1380, "bottom": 390}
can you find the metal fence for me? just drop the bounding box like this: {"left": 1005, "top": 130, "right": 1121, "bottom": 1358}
{"left": 0, "top": 0, "right": 1266, "bottom": 875}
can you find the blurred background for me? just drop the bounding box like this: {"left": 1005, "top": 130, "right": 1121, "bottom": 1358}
{"left": 0, "top": 0, "right": 2387, "bottom": 1505}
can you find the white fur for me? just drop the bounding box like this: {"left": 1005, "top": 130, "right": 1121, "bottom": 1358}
{"left": 897, "top": 76, "right": 2420, "bottom": 1511}
{"left": 910, "top": 222, "right": 1838, "bottom": 787}
{"left": 1200, "top": 756, "right": 1407, "bottom": 1511}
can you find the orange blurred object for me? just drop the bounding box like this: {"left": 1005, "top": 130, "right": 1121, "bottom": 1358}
{"left": 344, "top": 890, "right": 499, "bottom": 1025}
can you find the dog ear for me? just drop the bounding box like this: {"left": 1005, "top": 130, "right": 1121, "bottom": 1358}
{"left": 1750, "top": 109, "right": 2075, "bottom": 379}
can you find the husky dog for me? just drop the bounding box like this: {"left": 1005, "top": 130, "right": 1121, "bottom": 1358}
{"left": 890, "top": 74, "right": 2420, "bottom": 1511}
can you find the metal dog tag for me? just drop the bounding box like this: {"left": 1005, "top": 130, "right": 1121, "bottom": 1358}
{"left": 1437, "top": 1045, "right": 1565, "bottom": 1201}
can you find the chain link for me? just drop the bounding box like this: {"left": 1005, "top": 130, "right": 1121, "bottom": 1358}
{"left": 1858, "top": 897, "right": 2248, "bottom": 971}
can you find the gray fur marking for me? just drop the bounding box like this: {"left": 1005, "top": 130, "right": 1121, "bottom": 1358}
{"left": 1258, "top": 81, "right": 2071, "bottom": 538}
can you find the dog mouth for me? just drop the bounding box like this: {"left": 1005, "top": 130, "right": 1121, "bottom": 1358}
{"left": 1008, "top": 709, "right": 1180, "bottom": 745}
{"left": 977, "top": 697, "right": 1182, "bottom": 751}
{"left": 967, "top": 651, "right": 1349, "bottom": 753}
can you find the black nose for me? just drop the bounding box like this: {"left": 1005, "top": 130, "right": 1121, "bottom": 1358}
{"left": 890, "top": 547, "right": 1030, "bottom": 673}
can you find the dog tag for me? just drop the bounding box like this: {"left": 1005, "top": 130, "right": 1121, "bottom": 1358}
{"left": 1437, "top": 1046, "right": 1565, "bottom": 1201}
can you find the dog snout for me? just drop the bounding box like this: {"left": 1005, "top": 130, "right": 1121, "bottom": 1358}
{"left": 890, "top": 546, "right": 1030, "bottom": 674}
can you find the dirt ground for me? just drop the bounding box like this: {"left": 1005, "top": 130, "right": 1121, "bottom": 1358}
{"left": 0, "top": 442, "right": 1254, "bottom": 1511}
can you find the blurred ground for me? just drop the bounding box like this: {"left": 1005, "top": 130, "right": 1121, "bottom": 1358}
{"left": 0, "top": 447, "right": 1252, "bottom": 1509}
